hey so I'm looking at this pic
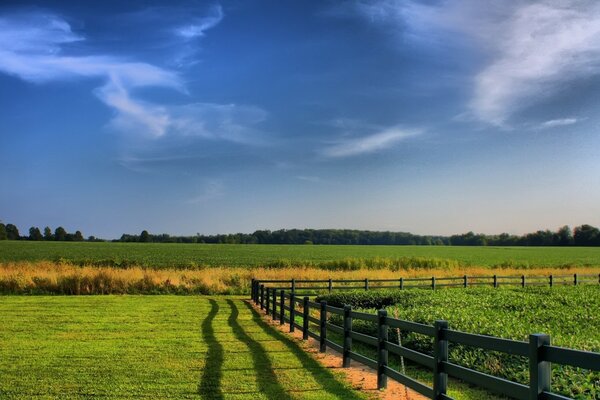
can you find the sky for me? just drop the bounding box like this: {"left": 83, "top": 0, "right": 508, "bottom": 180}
{"left": 1, "top": 0, "right": 600, "bottom": 239}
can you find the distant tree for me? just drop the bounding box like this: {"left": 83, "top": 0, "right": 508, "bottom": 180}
{"left": 74, "top": 231, "right": 84, "bottom": 241}
{"left": 43, "top": 226, "right": 53, "bottom": 240}
{"left": 0, "top": 222, "right": 6, "bottom": 240}
{"left": 29, "top": 227, "right": 43, "bottom": 241}
{"left": 573, "top": 224, "right": 600, "bottom": 246}
{"left": 555, "top": 225, "right": 573, "bottom": 246}
{"left": 6, "top": 224, "right": 20, "bottom": 240}
{"left": 140, "top": 230, "right": 151, "bottom": 243}
{"left": 54, "top": 226, "right": 67, "bottom": 241}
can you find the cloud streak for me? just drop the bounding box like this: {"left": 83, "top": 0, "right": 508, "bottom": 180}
{"left": 471, "top": 1, "right": 600, "bottom": 125}
{"left": 0, "top": 9, "right": 265, "bottom": 143}
{"left": 343, "top": 0, "right": 600, "bottom": 126}
{"left": 539, "top": 118, "right": 580, "bottom": 129}
{"left": 321, "top": 126, "right": 419, "bottom": 158}
{"left": 175, "top": 4, "right": 223, "bottom": 39}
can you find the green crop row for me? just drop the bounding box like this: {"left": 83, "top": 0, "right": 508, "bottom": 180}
{"left": 318, "top": 286, "right": 600, "bottom": 399}
{"left": 3, "top": 241, "right": 600, "bottom": 269}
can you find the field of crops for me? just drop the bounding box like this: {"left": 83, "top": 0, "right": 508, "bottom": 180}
{"left": 319, "top": 286, "right": 600, "bottom": 399}
{"left": 0, "top": 296, "right": 367, "bottom": 399}
{"left": 3, "top": 241, "right": 600, "bottom": 269}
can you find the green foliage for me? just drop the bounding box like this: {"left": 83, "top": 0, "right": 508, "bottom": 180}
{"left": 3, "top": 241, "right": 600, "bottom": 269}
{"left": 0, "top": 223, "right": 6, "bottom": 240}
{"left": 43, "top": 226, "right": 52, "bottom": 240}
{"left": 28, "top": 227, "right": 43, "bottom": 241}
{"left": 54, "top": 226, "right": 67, "bottom": 241}
{"left": 319, "top": 287, "right": 600, "bottom": 399}
{"left": 139, "top": 230, "right": 151, "bottom": 242}
{"left": 5, "top": 224, "right": 19, "bottom": 240}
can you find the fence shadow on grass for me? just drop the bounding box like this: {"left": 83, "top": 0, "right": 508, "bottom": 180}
{"left": 226, "top": 299, "right": 293, "bottom": 400}
{"left": 240, "top": 300, "right": 366, "bottom": 400}
{"left": 198, "top": 298, "right": 224, "bottom": 400}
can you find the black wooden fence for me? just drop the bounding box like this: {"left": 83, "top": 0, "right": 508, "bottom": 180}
{"left": 250, "top": 275, "right": 600, "bottom": 400}
{"left": 252, "top": 273, "right": 599, "bottom": 298}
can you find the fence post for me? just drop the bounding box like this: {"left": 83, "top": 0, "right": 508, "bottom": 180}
{"left": 266, "top": 287, "right": 270, "bottom": 314}
{"left": 377, "top": 309, "right": 388, "bottom": 389}
{"left": 343, "top": 305, "right": 352, "bottom": 367}
{"left": 260, "top": 285, "right": 265, "bottom": 309}
{"left": 290, "top": 292, "right": 295, "bottom": 333}
{"left": 251, "top": 279, "right": 255, "bottom": 301}
{"left": 365, "top": 278, "right": 369, "bottom": 291}
{"left": 463, "top": 275, "right": 468, "bottom": 288}
{"left": 328, "top": 278, "right": 333, "bottom": 293}
{"left": 302, "top": 296, "right": 309, "bottom": 340}
{"left": 549, "top": 275, "right": 553, "bottom": 287}
{"left": 522, "top": 275, "right": 526, "bottom": 288}
{"left": 529, "top": 333, "right": 551, "bottom": 400}
{"left": 433, "top": 320, "right": 449, "bottom": 398}
{"left": 273, "top": 289, "right": 278, "bottom": 320}
{"left": 280, "top": 290, "right": 285, "bottom": 325}
{"left": 574, "top": 273, "right": 577, "bottom": 286}
{"left": 319, "top": 301, "right": 327, "bottom": 352}
{"left": 493, "top": 275, "right": 498, "bottom": 288}
{"left": 400, "top": 277, "right": 404, "bottom": 290}
{"left": 291, "top": 278, "right": 296, "bottom": 293}
{"left": 432, "top": 276, "right": 436, "bottom": 290}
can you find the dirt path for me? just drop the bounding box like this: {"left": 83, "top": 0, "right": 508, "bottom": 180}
{"left": 250, "top": 300, "right": 428, "bottom": 400}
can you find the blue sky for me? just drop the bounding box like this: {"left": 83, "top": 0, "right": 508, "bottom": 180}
{"left": 1, "top": 0, "right": 600, "bottom": 238}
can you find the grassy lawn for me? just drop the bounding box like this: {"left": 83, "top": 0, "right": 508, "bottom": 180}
{"left": 2, "top": 241, "right": 600, "bottom": 268}
{"left": 0, "top": 296, "right": 368, "bottom": 399}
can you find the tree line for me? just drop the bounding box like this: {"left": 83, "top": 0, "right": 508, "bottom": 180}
{"left": 118, "top": 225, "right": 600, "bottom": 246}
{"left": 2, "top": 221, "right": 600, "bottom": 246}
{"left": 0, "top": 222, "right": 88, "bottom": 242}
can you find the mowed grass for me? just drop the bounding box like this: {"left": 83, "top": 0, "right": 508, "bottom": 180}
{"left": 2, "top": 241, "right": 600, "bottom": 268}
{"left": 0, "top": 296, "right": 368, "bottom": 399}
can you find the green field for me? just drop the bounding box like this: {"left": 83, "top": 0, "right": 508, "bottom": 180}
{"left": 320, "top": 286, "right": 600, "bottom": 399}
{"left": 3, "top": 240, "right": 600, "bottom": 268}
{"left": 0, "top": 296, "right": 367, "bottom": 399}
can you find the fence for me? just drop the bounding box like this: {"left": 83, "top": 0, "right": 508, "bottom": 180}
{"left": 252, "top": 273, "right": 600, "bottom": 298}
{"left": 250, "top": 276, "right": 600, "bottom": 400}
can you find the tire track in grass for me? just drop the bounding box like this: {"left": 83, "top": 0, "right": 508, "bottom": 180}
{"left": 240, "top": 300, "right": 366, "bottom": 400}
{"left": 226, "top": 299, "right": 293, "bottom": 400}
{"left": 198, "top": 298, "right": 224, "bottom": 399}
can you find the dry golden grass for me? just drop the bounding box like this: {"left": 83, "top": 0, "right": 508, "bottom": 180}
{"left": 1, "top": 261, "right": 598, "bottom": 295}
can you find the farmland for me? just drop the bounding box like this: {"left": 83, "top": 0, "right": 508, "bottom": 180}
{"left": 0, "top": 296, "right": 368, "bottom": 399}
{"left": 2, "top": 241, "right": 600, "bottom": 269}
{"left": 319, "top": 286, "right": 600, "bottom": 399}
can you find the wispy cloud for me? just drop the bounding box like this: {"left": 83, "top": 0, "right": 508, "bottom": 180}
{"left": 296, "top": 175, "right": 322, "bottom": 183}
{"left": 339, "top": 1, "right": 600, "bottom": 126}
{"left": 470, "top": 2, "right": 600, "bottom": 125}
{"left": 0, "top": 10, "right": 265, "bottom": 143}
{"left": 175, "top": 4, "right": 223, "bottom": 39}
{"left": 539, "top": 118, "right": 580, "bottom": 129}
{"left": 186, "top": 180, "right": 225, "bottom": 204}
{"left": 321, "top": 126, "right": 420, "bottom": 158}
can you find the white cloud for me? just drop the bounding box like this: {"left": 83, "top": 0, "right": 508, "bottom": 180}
{"left": 296, "top": 175, "right": 322, "bottom": 183}
{"left": 539, "top": 118, "right": 580, "bottom": 129}
{"left": 321, "top": 126, "right": 420, "bottom": 158}
{"left": 0, "top": 10, "right": 265, "bottom": 142}
{"left": 344, "top": 1, "right": 600, "bottom": 126}
{"left": 471, "top": 1, "right": 600, "bottom": 125}
{"left": 175, "top": 4, "right": 223, "bottom": 39}
{"left": 186, "top": 180, "right": 224, "bottom": 204}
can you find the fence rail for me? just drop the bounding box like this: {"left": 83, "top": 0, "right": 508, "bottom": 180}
{"left": 250, "top": 276, "right": 600, "bottom": 400}
{"left": 251, "top": 274, "right": 600, "bottom": 299}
